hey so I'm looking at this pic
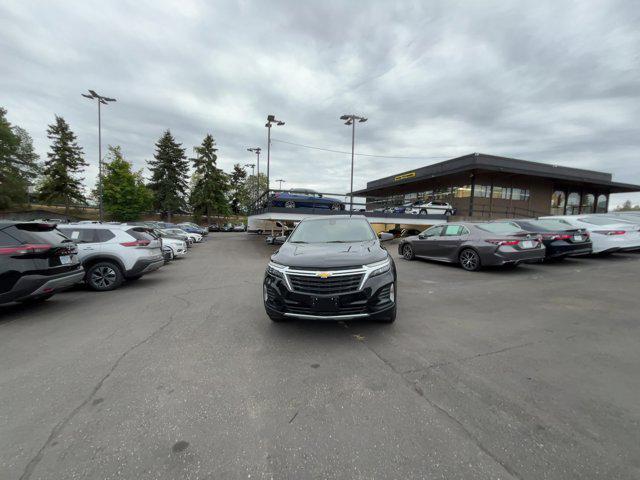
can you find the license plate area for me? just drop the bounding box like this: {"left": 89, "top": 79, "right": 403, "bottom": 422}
{"left": 312, "top": 296, "right": 339, "bottom": 312}
{"left": 520, "top": 240, "right": 534, "bottom": 249}
{"left": 59, "top": 255, "right": 72, "bottom": 265}
{"left": 573, "top": 235, "right": 583, "bottom": 242}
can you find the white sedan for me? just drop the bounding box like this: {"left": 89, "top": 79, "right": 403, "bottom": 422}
{"left": 164, "top": 228, "right": 202, "bottom": 243}
{"left": 406, "top": 201, "right": 455, "bottom": 216}
{"left": 540, "top": 215, "right": 640, "bottom": 253}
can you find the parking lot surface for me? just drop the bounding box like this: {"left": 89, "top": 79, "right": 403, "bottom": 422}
{"left": 1, "top": 233, "right": 639, "bottom": 480}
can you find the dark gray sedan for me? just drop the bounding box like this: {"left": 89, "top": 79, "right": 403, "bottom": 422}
{"left": 398, "top": 221, "right": 546, "bottom": 271}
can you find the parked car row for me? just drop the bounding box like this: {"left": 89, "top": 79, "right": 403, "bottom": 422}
{"left": 208, "top": 222, "right": 247, "bottom": 232}
{"left": 0, "top": 220, "right": 208, "bottom": 306}
{"left": 397, "top": 213, "right": 640, "bottom": 271}
{"left": 373, "top": 201, "right": 457, "bottom": 216}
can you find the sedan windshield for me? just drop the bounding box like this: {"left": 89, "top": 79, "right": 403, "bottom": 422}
{"left": 288, "top": 218, "right": 376, "bottom": 243}
{"left": 578, "top": 217, "right": 625, "bottom": 226}
{"left": 524, "top": 219, "right": 573, "bottom": 231}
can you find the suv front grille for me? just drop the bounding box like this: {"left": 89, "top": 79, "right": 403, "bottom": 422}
{"left": 287, "top": 273, "right": 364, "bottom": 295}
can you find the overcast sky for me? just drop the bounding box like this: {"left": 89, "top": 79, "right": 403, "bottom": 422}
{"left": 2, "top": 0, "right": 639, "bottom": 207}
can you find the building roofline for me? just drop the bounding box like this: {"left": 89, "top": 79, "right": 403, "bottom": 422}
{"left": 353, "top": 153, "right": 640, "bottom": 196}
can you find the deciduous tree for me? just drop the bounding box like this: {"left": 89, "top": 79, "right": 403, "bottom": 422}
{"left": 102, "top": 146, "right": 152, "bottom": 221}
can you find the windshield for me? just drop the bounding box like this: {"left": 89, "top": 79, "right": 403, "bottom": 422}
{"left": 475, "top": 222, "right": 523, "bottom": 235}
{"left": 578, "top": 217, "right": 626, "bottom": 226}
{"left": 288, "top": 218, "right": 376, "bottom": 243}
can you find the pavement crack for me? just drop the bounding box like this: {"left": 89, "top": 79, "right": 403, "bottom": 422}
{"left": 357, "top": 339, "right": 522, "bottom": 480}
{"left": 288, "top": 410, "right": 299, "bottom": 424}
{"left": 18, "top": 311, "right": 181, "bottom": 480}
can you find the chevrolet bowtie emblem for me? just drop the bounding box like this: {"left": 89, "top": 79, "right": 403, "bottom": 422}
{"left": 317, "top": 272, "right": 332, "bottom": 278}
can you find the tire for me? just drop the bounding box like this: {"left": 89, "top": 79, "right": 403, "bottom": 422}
{"left": 330, "top": 203, "right": 341, "bottom": 211}
{"left": 18, "top": 293, "right": 54, "bottom": 304}
{"left": 402, "top": 243, "right": 415, "bottom": 260}
{"left": 167, "top": 248, "right": 175, "bottom": 261}
{"left": 459, "top": 248, "right": 481, "bottom": 272}
{"left": 284, "top": 200, "right": 296, "bottom": 209}
{"left": 419, "top": 209, "right": 427, "bottom": 216}
{"left": 267, "top": 311, "right": 287, "bottom": 322}
{"left": 86, "top": 261, "right": 124, "bottom": 291}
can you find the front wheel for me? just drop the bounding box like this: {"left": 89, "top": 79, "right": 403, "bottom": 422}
{"left": 402, "top": 243, "right": 415, "bottom": 260}
{"left": 284, "top": 200, "right": 296, "bottom": 209}
{"left": 86, "top": 262, "right": 124, "bottom": 291}
{"left": 459, "top": 249, "right": 481, "bottom": 272}
{"left": 330, "top": 203, "right": 341, "bottom": 211}
{"left": 419, "top": 209, "right": 428, "bottom": 216}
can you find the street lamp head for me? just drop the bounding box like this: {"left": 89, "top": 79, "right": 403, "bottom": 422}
{"left": 267, "top": 114, "right": 276, "bottom": 122}
{"left": 277, "top": 121, "right": 285, "bottom": 126}
{"left": 344, "top": 120, "right": 353, "bottom": 125}
{"left": 103, "top": 97, "right": 117, "bottom": 102}
{"left": 340, "top": 115, "right": 350, "bottom": 120}
{"left": 99, "top": 99, "right": 108, "bottom": 105}
{"left": 81, "top": 93, "right": 93, "bottom": 99}
{"left": 359, "top": 117, "right": 368, "bottom": 123}
{"left": 88, "top": 89, "right": 99, "bottom": 98}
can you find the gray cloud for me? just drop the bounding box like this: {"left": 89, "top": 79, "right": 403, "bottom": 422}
{"left": 2, "top": 0, "right": 639, "bottom": 206}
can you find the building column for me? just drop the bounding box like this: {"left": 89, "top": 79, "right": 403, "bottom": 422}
{"left": 605, "top": 192, "right": 610, "bottom": 212}
{"left": 488, "top": 178, "right": 494, "bottom": 219}
{"left": 468, "top": 173, "right": 475, "bottom": 217}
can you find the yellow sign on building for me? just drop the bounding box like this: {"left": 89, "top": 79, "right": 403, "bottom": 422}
{"left": 394, "top": 172, "right": 416, "bottom": 181}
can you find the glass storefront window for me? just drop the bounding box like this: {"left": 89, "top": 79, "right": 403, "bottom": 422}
{"left": 581, "top": 194, "right": 595, "bottom": 213}
{"left": 454, "top": 186, "right": 472, "bottom": 198}
{"left": 596, "top": 194, "right": 608, "bottom": 213}
{"left": 566, "top": 192, "right": 580, "bottom": 214}
{"left": 512, "top": 188, "right": 530, "bottom": 201}
{"left": 474, "top": 185, "right": 491, "bottom": 198}
{"left": 551, "top": 191, "right": 566, "bottom": 215}
{"left": 492, "top": 186, "right": 503, "bottom": 199}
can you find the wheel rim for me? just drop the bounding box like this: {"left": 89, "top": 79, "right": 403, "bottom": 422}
{"left": 331, "top": 203, "right": 340, "bottom": 210}
{"left": 91, "top": 266, "right": 117, "bottom": 288}
{"left": 419, "top": 210, "right": 427, "bottom": 215}
{"left": 460, "top": 251, "right": 479, "bottom": 270}
{"left": 403, "top": 245, "right": 413, "bottom": 259}
{"left": 285, "top": 201, "right": 295, "bottom": 208}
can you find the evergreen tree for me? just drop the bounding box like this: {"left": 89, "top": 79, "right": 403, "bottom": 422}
{"left": 101, "top": 146, "right": 153, "bottom": 221}
{"left": 229, "top": 163, "right": 247, "bottom": 214}
{"left": 39, "top": 115, "right": 87, "bottom": 216}
{"left": 189, "top": 134, "right": 229, "bottom": 223}
{"left": 0, "top": 108, "right": 40, "bottom": 208}
{"left": 147, "top": 130, "right": 189, "bottom": 222}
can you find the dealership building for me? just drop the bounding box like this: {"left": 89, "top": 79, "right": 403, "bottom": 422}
{"left": 354, "top": 153, "right": 640, "bottom": 218}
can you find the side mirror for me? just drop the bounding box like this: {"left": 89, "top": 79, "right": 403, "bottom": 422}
{"left": 267, "top": 235, "right": 287, "bottom": 245}
{"left": 418, "top": 234, "right": 426, "bottom": 239}
{"left": 379, "top": 232, "right": 394, "bottom": 242}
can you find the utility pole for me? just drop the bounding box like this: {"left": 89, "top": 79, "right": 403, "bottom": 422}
{"left": 244, "top": 163, "right": 256, "bottom": 208}
{"left": 339, "top": 114, "right": 367, "bottom": 213}
{"left": 276, "top": 179, "right": 286, "bottom": 190}
{"left": 82, "top": 90, "right": 116, "bottom": 222}
{"left": 247, "top": 147, "right": 262, "bottom": 203}
{"left": 264, "top": 115, "right": 285, "bottom": 193}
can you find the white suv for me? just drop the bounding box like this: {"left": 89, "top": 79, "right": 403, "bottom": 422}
{"left": 58, "top": 224, "right": 164, "bottom": 291}
{"left": 406, "top": 201, "right": 455, "bottom": 216}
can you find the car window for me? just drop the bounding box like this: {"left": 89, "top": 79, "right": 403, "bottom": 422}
{"left": 442, "top": 225, "right": 464, "bottom": 236}
{"left": 421, "top": 226, "right": 444, "bottom": 237}
{"left": 58, "top": 228, "right": 98, "bottom": 243}
{"left": 475, "top": 222, "right": 522, "bottom": 234}
{"left": 96, "top": 229, "right": 117, "bottom": 242}
{"left": 577, "top": 217, "right": 621, "bottom": 226}
{"left": 288, "top": 218, "right": 376, "bottom": 243}
{"left": 527, "top": 219, "right": 573, "bottom": 231}
{"left": 9, "top": 225, "right": 73, "bottom": 244}
{"left": 0, "top": 230, "right": 20, "bottom": 246}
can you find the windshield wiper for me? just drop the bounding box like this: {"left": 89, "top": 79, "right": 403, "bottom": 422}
{"left": 289, "top": 240, "right": 308, "bottom": 243}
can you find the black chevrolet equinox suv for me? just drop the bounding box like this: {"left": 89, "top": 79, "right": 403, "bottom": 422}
{"left": 264, "top": 216, "right": 397, "bottom": 322}
{"left": 0, "top": 221, "right": 84, "bottom": 305}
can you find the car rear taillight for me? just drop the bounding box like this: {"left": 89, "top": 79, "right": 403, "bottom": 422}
{"left": 0, "top": 244, "right": 52, "bottom": 255}
{"left": 593, "top": 230, "right": 626, "bottom": 236}
{"left": 485, "top": 239, "right": 519, "bottom": 246}
{"left": 120, "top": 239, "right": 151, "bottom": 247}
{"left": 541, "top": 233, "right": 572, "bottom": 241}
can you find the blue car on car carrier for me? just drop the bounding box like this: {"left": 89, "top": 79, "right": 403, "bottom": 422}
{"left": 269, "top": 189, "right": 345, "bottom": 210}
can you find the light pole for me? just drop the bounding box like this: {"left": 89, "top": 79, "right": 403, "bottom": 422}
{"left": 275, "top": 179, "right": 286, "bottom": 190}
{"left": 265, "top": 115, "right": 284, "bottom": 192}
{"left": 244, "top": 163, "right": 256, "bottom": 207}
{"left": 340, "top": 114, "right": 367, "bottom": 212}
{"left": 82, "top": 90, "right": 116, "bottom": 222}
{"left": 247, "top": 147, "right": 262, "bottom": 200}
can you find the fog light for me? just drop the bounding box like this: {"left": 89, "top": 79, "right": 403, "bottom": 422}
{"left": 263, "top": 284, "right": 268, "bottom": 302}
{"left": 389, "top": 283, "right": 395, "bottom": 303}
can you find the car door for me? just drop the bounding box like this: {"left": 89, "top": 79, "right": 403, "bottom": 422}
{"left": 413, "top": 225, "right": 444, "bottom": 257}
{"left": 438, "top": 225, "right": 467, "bottom": 260}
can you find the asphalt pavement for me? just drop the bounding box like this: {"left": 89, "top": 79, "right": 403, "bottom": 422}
{"left": 1, "top": 233, "right": 639, "bottom": 479}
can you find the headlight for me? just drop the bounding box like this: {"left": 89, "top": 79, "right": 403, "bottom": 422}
{"left": 267, "top": 261, "right": 286, "bottom": 278}
{"left": 366, "top": 258, "right": 391, "bottom": 277}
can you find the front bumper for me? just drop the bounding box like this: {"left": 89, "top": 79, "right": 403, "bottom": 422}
{"left": 264, "top": 268, "right": 395, "bottom": 320}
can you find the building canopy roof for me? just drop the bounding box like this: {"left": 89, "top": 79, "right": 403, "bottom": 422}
{"left": 353, "top": 153, "right": 640, "bottom": 196}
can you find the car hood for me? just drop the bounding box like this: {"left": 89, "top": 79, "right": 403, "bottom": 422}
{"left": 272, "top": 240, "right": 388, "bottom": 268}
